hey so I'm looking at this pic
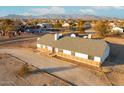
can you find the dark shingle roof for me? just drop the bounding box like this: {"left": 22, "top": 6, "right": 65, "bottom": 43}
{"left": 38, "top": 34, "right": 109, "bottom": 57}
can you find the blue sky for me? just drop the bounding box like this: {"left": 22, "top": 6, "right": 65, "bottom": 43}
{"left": 0, "top": 6, "right": 124, "bottom": 18}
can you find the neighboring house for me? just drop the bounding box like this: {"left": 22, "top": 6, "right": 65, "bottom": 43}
{"left": 70, "top": 33, "right": 76, "bottom": 37}
{"left": 62, "top": 23, "right": 70, "bottom": 28}
{"left": 37, "top": 34, "right": 110, "bottom": 67}
{"left": 109, "top": 22, "right": 123, "bottom": 33}
{"left": 111, "top": 27, "right": 123, "bottom": 33}
{"left": 109, "top": 22, "right": 116, "bottom": 28}
{"left": 83, "top": 22, "right": 91, "bottom": 29}
{"left": 37, "top": 23, "right": 53, "bottom": 28}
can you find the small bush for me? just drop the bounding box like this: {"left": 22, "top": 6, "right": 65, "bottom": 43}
{"left": 120, "top": 34, "right": 124, "bottom": 38}
{"left": 102, "top": 68, "right": 112, "bottom": 74}
{"left": 17, "top": 63, "right": 30, "bottom": 77}
{"left": 91, "top": 34, "right": 104, "bottom": 39}
{"left": 111, "top": 32, "right": 121, "bottom": 37}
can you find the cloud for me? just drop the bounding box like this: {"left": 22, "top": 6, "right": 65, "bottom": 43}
{"left": 22, "top": 6, "right": 124, "bottom": 16}
{"left": 79, "top": 6, "right": 124, "bottom": 15}
{"left": 91, "top": 6, "right": 110, "bottom": 10}
{"left": 23, "top": 7, "right": 66, "bottom": 16}
{"left": 79, "top": 9, "right": 96, "bottom": 15}
{"left": 112, "top": 6, "right": 124, "bottom": 9}
{"left": 91, "top": 6, "right": 124, "bottom": 10}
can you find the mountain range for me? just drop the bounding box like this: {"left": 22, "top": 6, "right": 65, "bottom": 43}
{"left": 0, "top": 14, "right": 119, "bottom": 20}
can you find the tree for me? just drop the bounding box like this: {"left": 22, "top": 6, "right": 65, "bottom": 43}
{"left": 118, "top": 20, "right": 124, "bottom": 27}
{"left": 94, "top": 20, "right": 110, "bottom": 37}
{"left": 0, "top": 19, "right": 14, "bottom": 27}
{"left": 76, "top": 20, "right": 85, "bottom": 32}
{"left": 53, "top": 21, "right": 62, "bottom": 28}
{"left": 4, "top": 25, "right": 16, "bottom": 32}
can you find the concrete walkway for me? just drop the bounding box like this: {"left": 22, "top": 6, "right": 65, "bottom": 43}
{"left": 0, "top": 48, "right": 108, "bottom": 85}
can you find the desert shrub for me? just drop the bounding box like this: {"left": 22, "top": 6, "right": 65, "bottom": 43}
{"left": 120, "top": 34, "right": 124, "bottom": 38}
{"left": 17, "top": 63, "right": 30, "bottom": 77}
{"left": 91, "top": 34, "right": 104, "bottom": 39}
{"left": 102, "top": 68, "right": 112, "bottom": 74}
{"left": 94, "top": 20, "right": 110, "bottom": 37}
{"left": 107, "top": 32, "right": 121, "bottom": 37}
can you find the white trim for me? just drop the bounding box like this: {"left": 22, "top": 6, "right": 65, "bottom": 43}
{"left": 37, "top": 44, "right": 41, "bottom": 48}
{"left": 47, "top": 46, "right": 53, "bottom": 51}
{"left": 75, "top": 52, "right": 88, "bottom": 59}
{"left": 63, "top": 49, "right": 71, "bottom": 55}
{"left": 55, "top": 48, "right": 59, "bottom": 52}
{"left": 94, "top": 56, "right": 101, "bottom": 62}
{"left": 42, "top": 45, "right": 46, "bottom": 49}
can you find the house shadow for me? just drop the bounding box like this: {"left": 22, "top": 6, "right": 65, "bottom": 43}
{"left": 102, "top": 42, "right": 124, "bottom": 67}
{"left": 29, "top": 66, "right": 77, "bottom": 75}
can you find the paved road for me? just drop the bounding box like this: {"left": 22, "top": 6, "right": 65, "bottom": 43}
{"left": 0, "top": 48, "right": 108, "bottom": 85}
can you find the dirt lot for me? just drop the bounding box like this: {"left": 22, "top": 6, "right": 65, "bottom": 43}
{"left": 0, "top": 39, "right": 109, "bottom": 86}
{"left": 1, "top": 37, "right": 124, "bottom": 85}
{"left": 103, "top": 37, "right": 124, "bottom": 85}
{"left": 0, "top": 53, "right": 70, "bottom": 86}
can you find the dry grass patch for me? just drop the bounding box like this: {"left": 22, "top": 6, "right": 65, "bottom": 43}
{"left": 17, "top": 63, "right": 33, "bottom": 77}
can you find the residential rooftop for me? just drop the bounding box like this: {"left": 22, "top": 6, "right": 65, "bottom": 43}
{"left": 37, "top": 34, "right": 109, "bottom": 57}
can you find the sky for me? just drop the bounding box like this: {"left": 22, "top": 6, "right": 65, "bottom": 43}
{"left": 0, "top": 6, "right": 124, "bottom": 18}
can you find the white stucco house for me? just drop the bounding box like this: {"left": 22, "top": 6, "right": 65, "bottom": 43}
{"left": 70, "top": 33, "right": 76, "bottom": 37}
{"left": 37, "top": 23, "right": 52, "bottom": 28}
{"left": 109, "top": 22, "right": 123, "bottom": 33}
{"left": 37, "top": 34, "right": 110, "bottom": 67}
{"left": 111, "top": 27, "right": 123, "bottom": 33}
{"left": 62, "top": 23, "right": 70, "bottom": 28}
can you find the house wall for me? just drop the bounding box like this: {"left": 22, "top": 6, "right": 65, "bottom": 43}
{"left": 55, "top": 50, "right": 101, "bottom": 67}
{"left": 55, "top": 48, "right": 59, "bottom": 52}
{"left": 75, "top": 52, "right": 88, "bottom": 59}
{"left": 94, "top": 56, "right": 101, "bottom": 62}
{"left": 37, "top": 44, "right": 103, "bottom": 67}
{"left": 101, "top": 45, "right": 110, "bottom": 62}
{"left": 47, "top": 46, "right": 53, "bottom": 51}
{"left": 43, "top": 45, "right": 46, "bottom": 49}
{"left": 93, "top": 45, "right": 110, "bottom": 63}
{"left": 37, "top": 44, "right": 53, "bottom": 53}
{"left": 112, "top": 27, "right": 123, "bottom": 33}
{"left": 63, "top": 49, "right": 71, "bottom": 55}
{"left": 37, "top": 44, "right": 41, "bottom": 48}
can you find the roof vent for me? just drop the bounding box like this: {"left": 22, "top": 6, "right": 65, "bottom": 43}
{"left": 54, "top": 33, "right": 60, "bottom": 40}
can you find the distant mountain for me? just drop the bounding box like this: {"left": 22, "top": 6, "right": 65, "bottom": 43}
{"left": 1, "top": 14, "right": 34, "bottom": 19}
{"left": 0, "top": 14, "right": 119, "bottom": 20}
{"left": 37, "top": 14, "right": 102, "bottom": 20}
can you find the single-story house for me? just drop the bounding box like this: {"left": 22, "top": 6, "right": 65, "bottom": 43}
{"left": 62, "top": 23, "right": 70, "bottom": 28}
{"left": 37, "top": 34, "right": 110, "bottom": 67}
{"left": 37, "top": 23, "right": 53, "bottom": 28}
{"left": 109, "top": 22, "right": 123, "bottom": 33}
{"left": 111, "top": 27, "right": 123, "bottom": 33}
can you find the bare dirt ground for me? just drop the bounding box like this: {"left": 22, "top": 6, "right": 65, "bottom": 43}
{"left": 0, "top": 38, "right": 71, "bottom": 86}
{"left": 0, "top": 33, "right": 35, "bottom": 41}
{"left": 0, "top": 39, "right": 110, "bottom": 86}
{"left": 1, "top": 37, "right": 124, "bottom": 85}
{"left": 0, "top": 53, "right": 70, "bottom": 86}
{"left": 103, "top": 37, "right": 124, "bottom": 85}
